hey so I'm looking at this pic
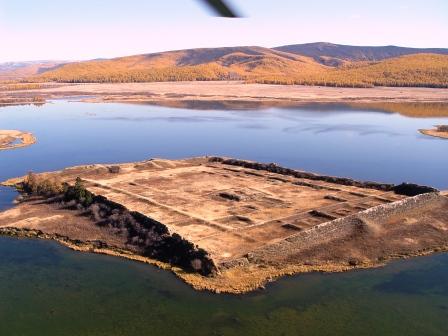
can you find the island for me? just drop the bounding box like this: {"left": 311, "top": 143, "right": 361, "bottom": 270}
{"left": 0, "top": 130, "right": 36, "bottom": 151}
{"left": 1, "top": 157, "right": 448, "bottom": 293}
{"left": 420, "top": 125, "right": 448, "bottom": 139}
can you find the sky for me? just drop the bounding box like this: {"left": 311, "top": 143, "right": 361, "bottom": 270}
{"left": 0, "top": 0, "right": 447, "bottom": 62}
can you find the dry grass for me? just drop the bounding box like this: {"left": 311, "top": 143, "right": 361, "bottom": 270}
{"left": 0, "top": 83, "right": 43, "bottom": 91}
{"left": 0, "top": 130, "right": 37, "bottom": 151}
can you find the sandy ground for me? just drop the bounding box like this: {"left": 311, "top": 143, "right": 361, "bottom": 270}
{"left": 0, "top": 130, "right": 36, "bottom": 151}
{"left": 2, "top": 82, "right": 448, "bottom": 106}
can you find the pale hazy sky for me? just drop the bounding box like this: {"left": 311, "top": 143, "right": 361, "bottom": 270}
{"left": 0, "top": 0, "right": 447, "bottom": 62}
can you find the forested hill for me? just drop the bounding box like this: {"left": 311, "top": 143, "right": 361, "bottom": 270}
{"left": 274, "top": 42, "right": 448, "bottom": 66}
{"left": 23, "top": 44, "right": 448, "bottom": 88}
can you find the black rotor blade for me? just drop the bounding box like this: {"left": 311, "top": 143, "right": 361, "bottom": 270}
{"left": 199, "top": 0, "right": 239, "bottom": 17}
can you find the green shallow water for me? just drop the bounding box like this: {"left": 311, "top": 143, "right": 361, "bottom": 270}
{"left": 0, "top": 235, "right": 447, "bottom": 336}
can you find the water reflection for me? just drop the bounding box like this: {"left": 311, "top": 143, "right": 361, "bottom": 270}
{"left": 0, "top": 101, "right": 446, "bottom": 188}
{"left": 283, "top": 123, "right": 405, "bottom": 136}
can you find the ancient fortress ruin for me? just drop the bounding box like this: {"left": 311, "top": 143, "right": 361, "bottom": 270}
{"left": 4, "top": 156, "right": 446, "bottom": 281}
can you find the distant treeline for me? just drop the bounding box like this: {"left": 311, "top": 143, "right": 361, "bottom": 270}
{"left": 38, "top": 64, "right": 243, "bottom": 83}
{"left": 0, "top": 83, "right": 43, "bottom": 91}
{"left": 253, "top": 54, "right": 448, "bottom": 88}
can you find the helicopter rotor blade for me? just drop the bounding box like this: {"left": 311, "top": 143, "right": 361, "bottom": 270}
{"left": 199, "top": 0, "right": 240, "bottom": 18}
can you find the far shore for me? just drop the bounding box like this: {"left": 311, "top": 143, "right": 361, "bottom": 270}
{"left": 1, "top": 82, "right": 448, "bottom": 108}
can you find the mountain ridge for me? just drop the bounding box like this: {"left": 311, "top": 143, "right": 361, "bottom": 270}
{"left": 274, "top": 42, "right": 448, "bottom": 66}
{"left": 0, "top": 61, "right": 68, "bottom": 80}
{"left": 2, "top": 43, "right": 447, "bottom": 88}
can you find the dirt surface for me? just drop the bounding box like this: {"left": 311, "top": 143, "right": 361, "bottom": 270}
{"left": 2, "top": 82, "right": 448, "bottom": 107}
{"left": 0, "top": 130, "right": 36, "bottom": 150}
{"left": 2, "top": 157, "right": 448, "bottom": 293}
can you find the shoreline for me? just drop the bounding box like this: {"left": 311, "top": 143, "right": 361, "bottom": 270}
{"left": 1, "top": 82, "right": 448, "bottom": 119}
{"left": 1, "top": 82, "right": 448, "bottom": 106}
{"left": 1, "top": 226, "right": 447, "bottom": 294}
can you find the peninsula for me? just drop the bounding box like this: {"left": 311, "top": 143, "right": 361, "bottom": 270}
{"left": 420, "top": 125, "right": 448, "bottom": 139}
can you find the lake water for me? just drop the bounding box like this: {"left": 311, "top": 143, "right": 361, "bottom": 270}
{"left": 0, "top": 101, "right": 448, "bottom": 335}
{"left": 1, "top": 101, "right": 447, "bottom": 188}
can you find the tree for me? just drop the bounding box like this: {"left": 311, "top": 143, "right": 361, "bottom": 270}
{"left": 71, "top": 177, "right": 94, "bottom": 206}
{"left": 74, "top": 177, "right": 86, "bottom": 199}
{"left": 25, "top": 171, "right": 37, "bottom": 193}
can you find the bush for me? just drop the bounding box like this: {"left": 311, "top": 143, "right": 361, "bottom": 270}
{"left": 23, "top": 172, "right": 63, "bottom": 196}
{"left": 22, "top": 173, "right": 94, "bottom": 206}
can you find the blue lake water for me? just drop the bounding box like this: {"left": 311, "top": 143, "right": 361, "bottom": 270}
{"left": 0, "top": 101, "right": 447, "bottom": 335}
{"left": 0, "top": 101, "right": 447, "bottom": 188}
